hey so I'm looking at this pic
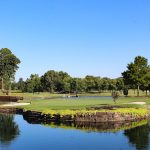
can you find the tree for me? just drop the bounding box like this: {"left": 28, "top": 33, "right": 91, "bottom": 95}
{"left": 17, "top": 78, "right": 25, "bottom": 92}
{"left": 0, "top": 48, "right": 20, "bottom": 92}
{"left": 11, "top": 81, "right": 18, "bottom": 90}
{"left": 41, "top": 70, "right": 71, "bottom": 93}
{"left": 142, "top": 71, "right": 150, "bottom": 95}
{"left": 122, "top": 56, "right": 150, "bottom": 96}
{"left": 25, "top": 74, "right": 41, "bottom": 93}
{"left": 84, "top": 76, "right": 96, "bottom": 92}
{"left": 69, "top": 78, "right": 86, "bottom": 94}
{"left": 41, "top": 70, "right": 57, "bottom": 93}
{"left": 116, "top": 77, "right": 124, "bottom": 92}
{"left": 108, "top": 79, "right": 117, "bottom": 91}
{"left": 101, "top": 77, "right": 110, "bottom": 92}
{"left": 55, "top": 71, "right": 71, "bottom": 92}
{"left": 94, "top": 77, "right": 102, "bottom": 93}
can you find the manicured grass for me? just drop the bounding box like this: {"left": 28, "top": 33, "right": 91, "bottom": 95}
{"left": 19, "top": 97, "right": 150, "bottom": 112}
{"left": 18, "top": 97, "right": 149, "bottom": 122}
{"left": 0, "top": 91, "right": 149, "bottom": 115}
{"left": 20, "top": 98, "right": 110, "bottom": 111}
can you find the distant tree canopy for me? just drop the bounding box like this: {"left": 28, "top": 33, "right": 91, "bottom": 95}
{"left": 0, "top": 48, "right": 21, "bottom": 91}
{"left": 14, "top": 71, "right": 124, "bottom": 94}
{"left": 9, "top": 55, "right": 150, "bottom": 96}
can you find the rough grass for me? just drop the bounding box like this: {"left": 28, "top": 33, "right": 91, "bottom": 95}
{"left": 42, "top": 108, "right": 148, "bottom": 118}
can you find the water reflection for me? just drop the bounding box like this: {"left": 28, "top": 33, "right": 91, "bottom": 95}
{"left": 23, "top": 115, "right": 150, "bottom": 149}
{"left": 0, "top": 114, "right": 20, "bottom": 145}
{"left": 23, "top": 113, "right": 148, "bottom": 133}
{"left": 124, "top": 123, "right": 150, "bottom": 150}
{"left": 0, "top": 113, "right": 150, "bottom": 150}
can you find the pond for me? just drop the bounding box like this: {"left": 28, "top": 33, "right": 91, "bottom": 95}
{"left": 25, "top": 96, "right": 112, "bottom": 101}
{"left": 64, "top": 96, "right": 112, "bottom": 99}
{"left": 0, "top": 114, "right": 150, "bottom": 150}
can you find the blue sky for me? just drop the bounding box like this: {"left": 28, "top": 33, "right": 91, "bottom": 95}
{"left": 0, "top": 0, "right": 150, "bottom": 80}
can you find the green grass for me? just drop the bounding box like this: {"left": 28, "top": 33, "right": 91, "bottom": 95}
{"left": 19, "top": 96, "right": 150, "bottom": 112}
{"left": 0, "top": 91, "right": 149, "bottom": 116}
{"left": 0, "top": 89, "right": 149, "bottom": 99}
{"left": 8, "top": 92, "right": 149, "bottom": 130}
{"left": 17, "top": 97, "right": 149, "bottom": 122}
{"left": 20, "top": 98, "right": 110, "bottom": 111}
{"left": 42, "top": 108, "right": 148, "bottom": 117}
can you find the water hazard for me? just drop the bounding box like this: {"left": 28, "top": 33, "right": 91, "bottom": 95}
{"left": 0, "top": 114, "right": 150, "bottom": 150}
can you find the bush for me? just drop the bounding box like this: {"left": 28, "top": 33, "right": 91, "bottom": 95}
{"left": 112, "top": 91, "right": 120, "bottom": 103}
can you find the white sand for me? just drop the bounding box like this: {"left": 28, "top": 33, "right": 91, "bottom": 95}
{"left": 125, "top": 102, "right": 146, "bottom": 105}
{"left": 1, "top": 102, "right": 30, "bottom": 107}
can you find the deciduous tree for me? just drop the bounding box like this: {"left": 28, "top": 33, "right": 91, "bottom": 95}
{"left": 122, "top": 56, "right": 149, "bottom": 96}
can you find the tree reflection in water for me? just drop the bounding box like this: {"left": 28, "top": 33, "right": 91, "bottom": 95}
{"left": 124, "top": 123, "right": 150, "bottom": 150}
{"left": 0, "top": 114, "right": 20, "bottom": 144}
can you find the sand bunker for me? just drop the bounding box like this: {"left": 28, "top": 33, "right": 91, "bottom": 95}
{"left": 125, "top": 102, "right": 146, "bottom": 105}
{"left": 1, "top": 102, "right": 30, "bottom": 107}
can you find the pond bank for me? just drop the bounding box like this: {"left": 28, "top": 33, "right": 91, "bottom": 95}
{"left": 0, "top": 107, "right": 149, "bottom": 123}
{"left": 21, "top": 109, "right": 149, "bottom": 123}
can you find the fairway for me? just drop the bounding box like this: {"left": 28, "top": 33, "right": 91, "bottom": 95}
{"left": 20, "top": 97, "right": 149, "bottom": 111}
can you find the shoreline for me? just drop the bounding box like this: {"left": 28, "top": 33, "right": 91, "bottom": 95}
{"left": 0, "top": 107, "right": 149, "bottom": 123}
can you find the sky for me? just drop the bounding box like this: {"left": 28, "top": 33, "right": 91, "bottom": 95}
{"left": 0, "top": 0, "right": 150, "bottom": 81}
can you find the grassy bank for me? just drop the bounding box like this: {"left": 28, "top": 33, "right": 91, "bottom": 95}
{"left": 16, "top": 96, "right": 150, "bottom": 119}
{"left": 41, "top": 108, "right": 148, "bottom": 118}
{"left": 0, "top": 91, "right": 149, "bottom": 119}
{"left": 19, "top": 97, "right": 149, "bottom": 111}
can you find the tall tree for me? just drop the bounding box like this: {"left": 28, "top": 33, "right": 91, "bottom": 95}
{"left": 0, "top": 48, "right": 20, "bottom": 92}
{"left": 17, "top": 78, "right": 25, "bottom": 92}
{"left": 142, "top": 71, "right": 150, "bottom": 95}
{"left": 84, "top": 76, "right": 96, "bottom": 92}
{"left": 122, "top": 56, "right": 149, "bottom": 96}
{"left": 25, "top": 74, "right": 41, "bottom": 93}
{"left": 116, "top": 77, "right": 124, "bottom": 92}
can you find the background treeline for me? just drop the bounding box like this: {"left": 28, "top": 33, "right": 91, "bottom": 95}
{"left": 12, "top": 71, "right": 125, "bottom": 94}
{"left": 1, "top": 48, "right": 150, "bottom": 96}
{"left": 9, "top": 56, "right": 150, "bottom": 96}
{"left": 12, "top": 71, "right": 150, "bottom": 96}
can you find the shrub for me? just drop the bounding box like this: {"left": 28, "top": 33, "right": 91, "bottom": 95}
{"left": 112, "top": 91, "right": 120, "bottom": 103}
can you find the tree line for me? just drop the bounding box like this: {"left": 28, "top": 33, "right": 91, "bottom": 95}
{"left": 13, "top": 56, "right": 150, "bottom": 96}
{"left": 13, "top": 73, "right": 125, "bottom": 94}
{"left": 0, "top": 48, "right": 150, "bottom": 96}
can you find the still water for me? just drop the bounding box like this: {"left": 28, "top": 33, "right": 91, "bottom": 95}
{"left": 0, "top": 114, "right": 150, "bottom": 150}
